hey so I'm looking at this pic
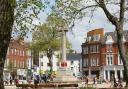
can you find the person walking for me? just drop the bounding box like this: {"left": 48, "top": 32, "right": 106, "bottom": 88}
{"left": 86, "top": 76, "right": 89, "bottom": 84}
{"left": 10, "top": 77, "right": 13, "bottom": 85}
{"left": 93, "top": 77, "right": 96, "bottom": 84}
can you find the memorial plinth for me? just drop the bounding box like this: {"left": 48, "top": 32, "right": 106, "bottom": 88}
{"left": 54, "top": 66, "right": 78, "bottom": 82}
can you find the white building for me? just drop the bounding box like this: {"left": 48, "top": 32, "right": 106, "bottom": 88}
{"left": 66, "top": 53, "right": 82, "bottom": 77}
{"left": 36, "top": 52, "right": 58, "bottom": 75}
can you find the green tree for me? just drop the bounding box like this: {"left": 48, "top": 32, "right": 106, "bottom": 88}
{"left": 7, "top": 62, "right": 14, "bottom": 73}
{"left": 0, "top": 0, "right": 44, "bottom": 89}
{"left": 0, "top": 1, "right": 15, "bottom": 88}
{"left": 54, "top": 0, "right": 128, "bottom": 88}
{"left": 31, "top": 13, "right": 71, "bottom": 77}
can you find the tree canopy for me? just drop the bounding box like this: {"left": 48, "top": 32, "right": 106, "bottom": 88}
{"left": 31, "top": 13, "right": 71, "bottom": 52}
{"left": 54, "top": 0, "right": 128, "bottom": 29}
{"left": 12, "top": 0, "right": 44, "bottom": 38}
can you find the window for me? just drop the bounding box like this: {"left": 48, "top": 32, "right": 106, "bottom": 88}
{"left": 17, "top": 61, "right": 20, "bottom": 68}
{"left": 23, "top": 51, "right": 24, "bottom": 56}
{"left": 90, "top": 46, "right": 93, "bottom": 52}
{"left": 15, "top": 48, "right": 17, "bottom": 55}
{"left": 23, "top": 61, "right": 24, "bottom": 68}
{"left": 93, "top": 34, "right": 100, "bottom": 41}
{"left": 90, "top": 45, "right": 97, "bottom": 53}
{"left": 86, "top": 59, "right": 88, "bottom": 67}
{"left": 110, "top": 56, "right": 113, "bottom": 64}
{"left": 14, "top": 60, "right": 16, "bottom": 67}
{"left": 106, "top": 54, "right": 113, "bottom": 65}
{"left": 84, "top": 47, "right": 88, "bottom": 54}
{"left": 119, "top": 59, "right": 123, "bottom": 65}
{"left": 96, "top": 45, "right": 99, "bottom": 53}
{"left": 107, "top": 44, "right": 112, "bottom": 52}
{"left": 20, "top": 61, "right": 22, "bottom": 68}
{"left": 20, "top": 50, "right": 22, "bottom": 56}
{"left": 17, "top": 49, "right": 19, "bottom": 55}
{"left": 91, "top": 58, "right": 95, "bottom": 66}
{"left": 118, "top": 54, "right": 123, "bottom": 65}
{"left": 11, "top": 48, "right": 13, "bottom": 54}
{"left": 83, "top": 58, "right": 89, "bottom": 67}
{"left": 88, "top": 36, "right": 91, "bottom": 42}
{"left": 90, "top": 58, "right": 92, "bottom": 66}
{"left": 83, "top": 59, "right": 86, "bottom": 67}
{"left": 93, "top": 45, "right": 96, "bottom": 53}
{"left": 86, "top": 47, "right": 88, "bottom": 53}
{"left": 96, "top": 58, "right": 99, "bottom": 66}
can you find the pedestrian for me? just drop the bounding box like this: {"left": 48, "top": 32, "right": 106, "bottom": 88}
{"left": 93, "top": 77, "right": 96, "bottom": 84}
{"left": 10, "top": 77, "right": 13, "bottom": 85}
{"left": 44, "top": 74, "right": 47, "bottom": 83}
{"left": 85, "top": 76, "right": 88, "bottom": 84}
{"left": 14, "top": 78, "right": 19, "bottom": 85}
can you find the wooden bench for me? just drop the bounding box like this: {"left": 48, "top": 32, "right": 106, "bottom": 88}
{"left": 16, "top": 83, "right": 78, "bottom": 89}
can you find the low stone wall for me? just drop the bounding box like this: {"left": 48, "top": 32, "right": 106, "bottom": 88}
{"left": 16, "top": 83, "right": 78, "bottom": 88}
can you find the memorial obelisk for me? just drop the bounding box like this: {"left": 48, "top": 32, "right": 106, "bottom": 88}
{"left": 54, "top": 29, "right": 78, "bottom": 82}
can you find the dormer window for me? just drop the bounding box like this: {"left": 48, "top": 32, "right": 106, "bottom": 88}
{"left": 93, "top": 34, "right": 100, "bottom": 41}
{"left": 88, "top": 36, "right": 91, "bottom": 42}
{"left": 106, "top": 35, "right": 114, "bottom": 44}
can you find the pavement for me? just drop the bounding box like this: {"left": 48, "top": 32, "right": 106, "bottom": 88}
{"left": 5, "top": 85, "right": 16, "bottom": 89}
{"left": 4, "top": 82, "right": 126, "bottom": 89}
{"left": 5, "top": 86, "right": 78, "bottom": 89}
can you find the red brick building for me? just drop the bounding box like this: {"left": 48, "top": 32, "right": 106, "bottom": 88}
{"left": 4, "top": 38, "right": 28, "bottom": 80}
{"left": 82, "top": 28, "right": 128, "bottom": 81}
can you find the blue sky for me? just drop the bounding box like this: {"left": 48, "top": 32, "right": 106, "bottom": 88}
{"left": 25, "top": 1, "right": 128, "bottom": 53}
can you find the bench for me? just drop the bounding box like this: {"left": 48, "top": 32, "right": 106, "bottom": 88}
{"left": 16, "top": 83, "right": 78, "bottom": 89}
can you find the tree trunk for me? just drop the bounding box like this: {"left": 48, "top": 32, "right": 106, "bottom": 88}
{"left": 47, "top": 49, "right": 53, "bottom": 78}
{"left": 49, "top": 58, "right": 53, "bottom": 76}
{"left": 0, "top": 0, "right": 15, "bottom": 89}
{"left": 116, "top": 27, "right": 128, "bottom": 88}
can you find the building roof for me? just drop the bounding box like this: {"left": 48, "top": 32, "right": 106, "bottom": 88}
{"left": 83, "top": 28, "right": 128, "bottom": 44}
{"left": 101, "top": 30, "right": 128, "bottom": 44}
{"left": 66, "top": 53, "right": 82, "bottom": 61}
